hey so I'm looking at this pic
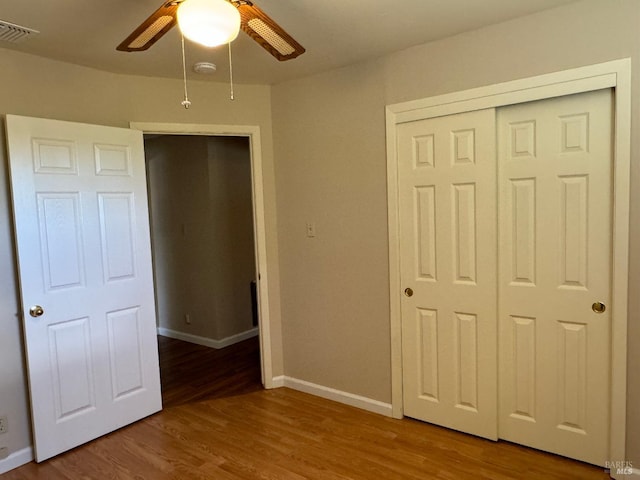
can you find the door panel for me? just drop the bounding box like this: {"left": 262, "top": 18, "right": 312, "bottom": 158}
{"left": 6, "top": 115, "right": 162, "bottom": 461}
{"left": 398, "top": 90, "right": 613, "bottom": 465}
{"left": 398, "top": 108, "right": 498, "bottom": 440}
{"left": 497, "top": 89, "right": 612, "bottom": 465}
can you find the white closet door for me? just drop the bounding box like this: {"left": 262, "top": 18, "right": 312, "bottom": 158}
{"left": 6, "top": 115, "right": 162, "bottom": 461}
{"left": 398, "top": 109, "right": 498, "bottom": 440}
{"left": 497, "top": 89, "right": 612, "bottom": 465}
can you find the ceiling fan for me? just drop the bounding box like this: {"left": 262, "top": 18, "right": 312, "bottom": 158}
{"left": 116, "top": 0, "right": 305, "bottom": 61}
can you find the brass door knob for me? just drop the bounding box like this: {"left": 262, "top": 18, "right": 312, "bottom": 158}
{"left": 592, "top": 302, "right": 606, "bottom": 314}
{"left": 404, "top": 288, "right": 414, "bottom": 297}
{"left": 29, "top": 305, "right": 44, "bottom": 318}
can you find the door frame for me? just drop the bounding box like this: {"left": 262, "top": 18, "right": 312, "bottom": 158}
{"left": 130, "top": 122, "right": 275, "bottom": 388}
{"left": 386, "top": 59, "right": 631, "bottom": 465}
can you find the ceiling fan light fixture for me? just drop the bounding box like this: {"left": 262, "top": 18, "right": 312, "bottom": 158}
{"left": 177, "top": 0, "right": 241, "bottom": 47}
{"left": 247, "top": 18, "right": 294, "bottom": 56}
{"left": 127, "top": 15, "right": 174, "bottom": 49}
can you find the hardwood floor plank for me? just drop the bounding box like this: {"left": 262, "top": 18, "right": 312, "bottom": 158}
{"left": 159, "top": 335, "right": 262, "bottom": 407}
{"left": 3, "top": 336, "right": 611, "bottom": 479}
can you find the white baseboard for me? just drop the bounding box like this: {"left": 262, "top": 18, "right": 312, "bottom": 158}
{"left": 0, "top": 446, "right": 33, "bottom": 474}
{"left": 157, "top": 327, "right": 258, "bottom": 349}
{"left": 279, "top": 376, "right": 393, "bottom": 417}
{"left": 270, "top": 375, "right": 285, "bottom": 388}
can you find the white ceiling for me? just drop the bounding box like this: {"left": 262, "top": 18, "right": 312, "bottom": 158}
{"left": 1, "top": 0, "right": 578, "bottom": 85}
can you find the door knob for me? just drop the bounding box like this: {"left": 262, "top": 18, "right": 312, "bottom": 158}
{"left": 592, "top": 302, "right": 606, "bottom": 314}
{"left": 404, "top": 287, "right": 414, "bottom": 297}
{"left": 29, "top": 305, "right": 44, "bottom": 318}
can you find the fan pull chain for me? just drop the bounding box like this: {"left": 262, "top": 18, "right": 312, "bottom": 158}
{"left": 228, "top": 42, "right": 235, "bottom": 101}
{"left": 180, "top": 33, "right": 192, "bottom": 109}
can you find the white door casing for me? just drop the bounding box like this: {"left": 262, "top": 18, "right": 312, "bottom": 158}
{"left": 397, "top": 109, "right": 498, "bottom": 440}
{"left": 497, "top": 89, "right": 613, "bottom": 465}
{"left": 6, "top": 115, "right": 162, "bottom": 461}
{"left": 387, "top": 59, "right": 630, "bottom": 471}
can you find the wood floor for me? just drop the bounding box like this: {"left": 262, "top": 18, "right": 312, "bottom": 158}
{"left": 158, "top": 335, "right": 263, "bottom": 408}
{"left": 4, "top": 336, "right": 611, "bottom": 480}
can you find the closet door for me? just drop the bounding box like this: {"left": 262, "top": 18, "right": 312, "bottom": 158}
{"left": 497, "top": 89, "right": 613, "bottom": 465}
{"left": 397, "top": 109, "right": 498, "bottom": 440}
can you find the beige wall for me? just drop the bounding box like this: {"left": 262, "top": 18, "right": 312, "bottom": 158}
{"left": 207, "top": 136, "right": 257, "bottom": 339}
{"left": 146, "top": 135, "right": 256, "bottom": 340}
{"left": 272, "top": 0, "right": 640, "bottom": 463}
{"left": 146, "top": 136, "right": 209, "bottom": 337}
{"left": 0, "top": 48, "right": 283, "bottom": 459}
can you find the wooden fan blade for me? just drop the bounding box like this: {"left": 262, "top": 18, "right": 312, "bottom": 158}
{"left": 233, "top": 1, "right": 305, "bottom": 61}
{"left": 116, "top": 1, "right": 181, "bottom": 52}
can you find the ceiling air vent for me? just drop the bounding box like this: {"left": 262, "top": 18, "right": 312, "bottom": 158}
{"left": 0, "top": 20, "right": 39, "bottom": 44}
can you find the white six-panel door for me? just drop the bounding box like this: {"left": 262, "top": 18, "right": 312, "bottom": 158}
{"left": 497, "top": 89, "right": 612, "bottom": 465}
{"left": 5, "top": 115, "right": 162, "bottom": 461}
{"left": 398, "top": 108, "right": 498, "bottom": 440}
{"left": 398, "top": 89, "right": 613, "bottom": 465}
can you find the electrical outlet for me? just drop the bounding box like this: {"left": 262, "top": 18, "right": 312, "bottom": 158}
{"left": 184, "top": 314, "right": 191, "bottom": 325}
{"left": 0, "top": 447, "right": 8, "bottom": 460}
{"left": 0, "top": 416, "right": 7, "bottom": 434}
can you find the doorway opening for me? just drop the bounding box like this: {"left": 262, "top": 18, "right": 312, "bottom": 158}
{"left": 144, "top": 134, "right": 262, "bottom": 406}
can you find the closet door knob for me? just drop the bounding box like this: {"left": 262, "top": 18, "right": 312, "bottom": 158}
{"left": 404, "top": 288, "right": 414, "bottom": 297}
{"left": 592, "top": 302, "right": 606, "bottom": 313}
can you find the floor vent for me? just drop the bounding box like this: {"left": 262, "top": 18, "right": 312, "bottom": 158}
{"left": 0, "top": 20, "right": 39, "bottom": 43}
